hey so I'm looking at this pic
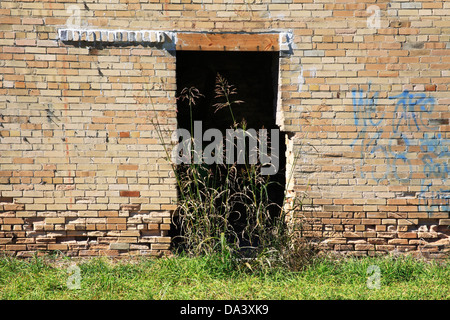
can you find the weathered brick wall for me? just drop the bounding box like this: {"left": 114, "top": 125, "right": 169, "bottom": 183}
{"left": 0, "top": 0, "right": 449, "bottom": 257}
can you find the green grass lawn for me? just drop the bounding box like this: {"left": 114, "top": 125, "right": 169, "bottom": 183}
{"left": 0, "top": 253, "right": 448, "bottom": 300}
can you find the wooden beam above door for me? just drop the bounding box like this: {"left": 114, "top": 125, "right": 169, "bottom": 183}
{"left": 175, "top": 33, "right": 280, "bottom": 51}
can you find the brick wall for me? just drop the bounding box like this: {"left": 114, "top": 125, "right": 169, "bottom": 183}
{"left": 0, "top": 0, "right": 449, "bottom": 258}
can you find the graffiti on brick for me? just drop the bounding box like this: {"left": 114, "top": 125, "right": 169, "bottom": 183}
{"left": 46, "top": 104, "right": 60, "bottom": 126}
{"left": 366, "top": 5, "right": 381, "bottom": 29}
{"left": 389, "top": 90, "right": 437, "bottom": 133}
{"left": 351, "top": 85, "right": 449, "bottom": 215}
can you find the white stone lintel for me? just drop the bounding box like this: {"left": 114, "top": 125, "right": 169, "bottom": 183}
{"left": 58, "top": 28, "right": 176, "bottom": 44}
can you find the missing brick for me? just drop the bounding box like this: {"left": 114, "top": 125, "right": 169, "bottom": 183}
{"left": 0, "top": 197, "right": 14, "bottom": 203}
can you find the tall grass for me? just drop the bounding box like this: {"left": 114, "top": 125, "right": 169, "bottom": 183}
{"left": 152, "top": 73, "right": 315, "bottom": 271}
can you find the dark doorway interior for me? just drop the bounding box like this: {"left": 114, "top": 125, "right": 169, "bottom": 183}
{"left": 176, "top": 51, "right": 280, "bottom": 132}
{"left": 172, "top": 50, "right": 286, "bottom": 247}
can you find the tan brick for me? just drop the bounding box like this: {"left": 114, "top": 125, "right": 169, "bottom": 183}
{"left": 48, "top": 244, "right": 68, "bottom": 250}
{"left": 3, "top": 218, "right": 24, "bottom": 224}
{"left": 6, "top": 245, "right": 27, "bottom": 251}
{"left": 118, "top": 164, "right": 139, "bottom": 170}
{"left": 45, "top": 218, "right": 65, "bottom": 224}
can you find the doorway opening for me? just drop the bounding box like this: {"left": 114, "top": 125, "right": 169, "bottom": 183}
{"left": 171, "top": 50, "right": 286, "bottom": 251}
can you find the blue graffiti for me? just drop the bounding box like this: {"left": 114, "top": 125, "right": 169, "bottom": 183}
{"left": 351, "top": 85, "right": 384, "bottom": 181}
{"left": 419, "top": 133, "right": 450, "bottom": 158}
{"left": 389, "top": 90, "right": 437, "bottom": 133}
{"left": 418, "top": 184, "right": 450, "bottom": 213}
{"left": 422, "top": 154, "right": 449, "bottom": 180}
{"left": 352, "top": 84, "right": 383, "bottom": 127}
{"left": 351, "top": 86, "right": 449, "bottom": 216}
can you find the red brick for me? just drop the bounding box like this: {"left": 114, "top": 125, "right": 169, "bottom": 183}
{"left": 119, "top": 131, "right": 130, "bottom": 138}
{"left": 120, "top": 191, "right": 140, "bottom": 197}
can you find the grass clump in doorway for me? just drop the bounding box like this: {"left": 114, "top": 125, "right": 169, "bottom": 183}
{"left": 153, "top": 73, "right": 316, "bottom": 273}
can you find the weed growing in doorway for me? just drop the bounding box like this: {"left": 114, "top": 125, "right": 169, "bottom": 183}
{"left": 153, "top": 74, "right": 317, "bottom": 272}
